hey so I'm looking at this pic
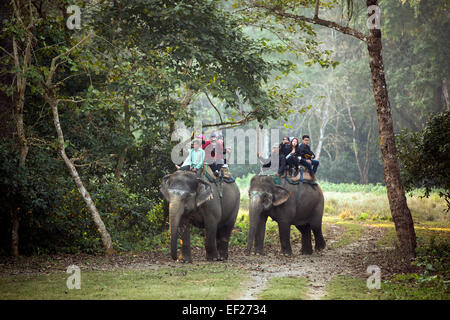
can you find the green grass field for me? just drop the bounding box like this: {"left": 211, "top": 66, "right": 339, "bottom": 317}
{"left": 0, "top": 264, "right": 245, "bottom": 300}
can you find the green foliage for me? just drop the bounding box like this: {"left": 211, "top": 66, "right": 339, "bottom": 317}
{"left": 230, "top": 213, "right": 250, "bottom": 247}
{"left": 414, "top": 237, "right": 450, "bottom": 279}
{"left": 397, "top": 110, "right": 450, "bottom": 210}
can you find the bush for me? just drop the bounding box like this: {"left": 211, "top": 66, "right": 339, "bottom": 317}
{"left": 397, "top": 110, "right": 450, "bottom": 211}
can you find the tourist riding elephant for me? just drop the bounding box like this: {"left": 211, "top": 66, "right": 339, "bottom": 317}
{"left": 160, "top": 170, "right": 240, "bottom": 262}
{"left": 246, "top": 175, "right": 325, "bottom": 255}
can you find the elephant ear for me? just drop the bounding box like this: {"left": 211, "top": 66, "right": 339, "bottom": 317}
{"left": 196, "top": 179, "right": 213, "bottom": 207}
{"left": 160, "top": 174, "right": 171, "bottom": 201}
{"left": 272, "top": 186, "right": 290, "bottom": 206}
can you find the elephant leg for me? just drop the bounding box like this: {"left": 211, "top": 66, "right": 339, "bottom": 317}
{"left": 204, "top": 224, "right": 219, "bottom": 261}
{"left": 312, "top": 226, "right": 326, "bottom": 251}
{"left": 254, "top": 216, "right": 268, "bottom": 255}
{"left": 296, "top": 224, "right": 313, "bottom": 255}
{"left": 216, "top": 223, "right": 233, "bottom": 261}
{"left": 179, "top": 223, "right": 192, "bottom": 263}
{"left": 278, "top": 222, "right": 292, "bottom": 256}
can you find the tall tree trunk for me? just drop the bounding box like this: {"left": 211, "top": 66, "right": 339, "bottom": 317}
{"left": 10, "top": 22, "right": 33, "bottom": 256}
{"left": 46, "top": 94, "right": 114, "bottom": 255}
{"left": 366, "top": 0, "right": 416, "bottom": 257}
{"left": 315, "top": 119, "right": 324, "bottom": 160}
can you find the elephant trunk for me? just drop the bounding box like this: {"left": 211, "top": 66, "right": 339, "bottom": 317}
{"left": 247, "top": 198, "right": 262, "bottom": 254}
{"left": 169, "top": 200, "right": 184, "bottom": 260}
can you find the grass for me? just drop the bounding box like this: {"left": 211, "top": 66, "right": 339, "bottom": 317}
{"left": 323, "top": 274, "right": 450, "bottom": 300}
{"left": 324, "top": 190, "right": 448, "bottom": 225}
{"left": 376, "top": 223, "right": 450, "bottom": 248}
{"left": 327, "top": 221, "right": 366, "bottom": 249}
{"left": 320, "top": 181, "right": 387, "bottom": 194}
{"left": 0, "top": 264, "right": 246, "bottom": 300}
{"left": 258, "top": 276, "right": 309, "bottom": 300}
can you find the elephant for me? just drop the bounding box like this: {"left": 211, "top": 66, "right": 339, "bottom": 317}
{"left": 246, "top": 175, "right": 325, "bottom": 256}
{"left": 160, "top": 170, "right": 240, "bottom": 262}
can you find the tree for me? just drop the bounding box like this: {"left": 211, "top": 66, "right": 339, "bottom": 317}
{"left": 1, "top": 0, "right": 35, "bottom": 256}
{"left": 236, "top": 0, "right": 417, "bottom": 256}
{"left": 1, "top": 1, "right": 115, "bottom": 255}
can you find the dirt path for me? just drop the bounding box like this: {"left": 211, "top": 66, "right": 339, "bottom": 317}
{"left": 229, "top": 222, "right": 386, "bottom": 300}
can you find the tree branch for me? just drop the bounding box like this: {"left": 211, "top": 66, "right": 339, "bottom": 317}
{"left": 204, "top": 92, "right": 223, "bottom": 123}
{"left": 251, "top": 3, "right": 368, "bottom": 42}
{"left": 314, "top": 0, "right": 320, "bottom": 19}
{"left": 202, "top": 112, "right": 256, "bottom": 130}
{"left": 46, "top": 32, "right": 93, "bottom": 88}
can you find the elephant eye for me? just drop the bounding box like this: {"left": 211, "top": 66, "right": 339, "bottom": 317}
{"left": 263, "top": 193, "right": 272, "bottom": 202}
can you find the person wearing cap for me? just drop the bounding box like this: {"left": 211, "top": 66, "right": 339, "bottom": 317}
{"left": 203, "top": 133, "right": 224, "bottom": 176}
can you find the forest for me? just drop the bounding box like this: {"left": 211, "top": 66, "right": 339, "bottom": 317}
{"left": 0, "top": 0, "right": 449, "bottom": 301}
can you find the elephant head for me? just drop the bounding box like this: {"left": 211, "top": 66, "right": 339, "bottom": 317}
{"left": 247, "top": 176, "right": 290, "bottom": 254}
{"left": 160, "top": 171, "right": 213, "bottom": 260}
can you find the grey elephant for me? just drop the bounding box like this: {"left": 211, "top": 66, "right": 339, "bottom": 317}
{"left": 246, "top": 175, "right": 325, "bottom": 255}
{"left": 160, "top": 170, "right": 240, "bottom": 262}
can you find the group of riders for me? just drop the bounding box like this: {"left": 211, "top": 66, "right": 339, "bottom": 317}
{"left": 176, "top": 133, "right": 319, "bottom": 180}
{"left": 258, "top": 135, "right": 319, "bottom": 180}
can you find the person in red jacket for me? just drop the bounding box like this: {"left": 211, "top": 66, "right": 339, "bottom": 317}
{"left": 203, "top": 133, "right": 224, "bottom": 176}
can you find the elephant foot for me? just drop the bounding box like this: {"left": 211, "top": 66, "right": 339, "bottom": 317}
{"left": 206, "top": 256, "right": 219, "bottom": 262}
{"left": 255, "top": 251, "right": 265, "bottom": 256}
{"left": 281, "top": 250, "right": 292, "bottom": 256}
{"left": 217, "top": 256, "right": 229, "bottom": 262}
{"left": 301, "top": 248, "right": 313, "bottom": 255}
{"left": 315, "top": 244, "right": 326, "bottom": 252}
{"left": 315, "top": 240, "right": 326, "bottom": 252}
{"left": 218, "top": 253, "right": 229, "bottom": 261}
{"left": 177, "top": 257, "right": 193, "bottom": 263}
